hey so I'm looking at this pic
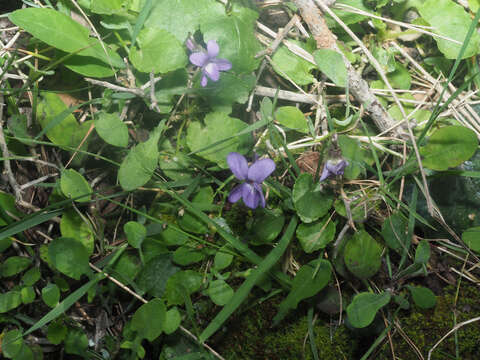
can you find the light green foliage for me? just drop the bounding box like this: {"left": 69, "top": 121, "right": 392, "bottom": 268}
{"left": 164, "top": 307, "right": 181, "bottom": 334}
{"left": 94, "top": 112, "right": 129, "bottom": 147}
{"left": 271, "top": 40, "right": 316, "bottom": 85}
{"left": 165, "top": 270, "right": 203, "bottom": 305}
{"left": 337, "top": 135, "right": 371, "bottom": 180}
{"left": 178, "top": 186, "right": 214, "bottom": 234}
{"left": 419, "top": 0, "right": 480, "bottom": 59}
{"left": 0, "top": 256, "right": 32, "bottom": 277}
{"left": 0, "top": 291, "right": 22, "bottom": 313}
{"left": 186, "top": 112, "right": 251, "bottom": 167}
{"left": 118, "top": 123, "right": 163, "bottom": 191}
{"left": 47, "top": 320, "right": 68, "bottom": 345}
{"left": 132, "top": 298, "right": 166, "bottom": 341}
{"left": 407, "top": 285, "right": 437, "bottom": 309}
{"left": 274, "top": 259, "right": 331, "bottom": 324}
{"left": 296, "top": 217, "right": 336, "bottom": 253}
{"left": 293, "top": 173, "right": 334, "bottom": 223}
{"left": 207, "top": 279, "right": 234, "bottom": 306}
{"left": 2, "top": 329, "right": 23, "bottom": 358}
{"left": 420, "top": 126, "right": 478, "bottom": 171}
{"left": 313, "top": 49, "right": 348, "bottom": 87}
{"left": 344, "top": 230, "right": 383, "bottom": 279}
{"left": 462, "top": 226, "right": 480, "bottom": 252}
{"left": 42, "top": 283, "right": 60, "bottom": 308}
{"left": 21, "top": 286, "right": 36, "bottom": 304}
{"left": 346, "top": 291, "right": 391, "bottom": 328}
{"left": 124, "top": 221, "right": 147, "bottom": 249}
{"left": 60, "top": 210, "right": 95, "bottom": 255}
{"left": 60, "top": 169, "right": 92, "bottom": 203}
{"left": 64, "top": 328, "right": 88, "bottom": 356}
{"left": 275, "top": 106, "right": 309, "bottom": 133}
{"left": 381, "top": 212, "right": 409, "bottom": 254}
{"left": 48, "top": 237, "right": 90, "bottom": 280}
{"left": 37, "top": 93, "right": 93, "bottom": 150}
{"left": 130, "top": 27, "right": 187, "bottom": 74}
{"left": 251, "top": 209, "right": 285, "bottom": 244}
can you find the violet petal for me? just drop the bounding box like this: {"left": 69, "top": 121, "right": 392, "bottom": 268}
{"left": 247, "top": 158, "right": 275, "bottom": 183}
{"left": 189, "top": 52, "right": 209, "bottom": 67}
{"left": 319, "top": 165, "right": 332, "bottom": 181}
{"left": 242, "top": 183, "right": 259, "bottom": 209}
{"left": 204, "top": 63, "right": 220, "bottom": 82}
{"left": 200, "top": 74, "right": 208, "bottom": 87}
{"left": 206, "top": 40, "right": 219, "bottom": 58}
{"left": 228, "top": 183, "right": 245, "bottom": 203}
{"left": 253, "top": 183, "right": 266, "bottom": 208}
{"left": 227, "top": 152, "right": 249, "bottom": 180}
{"left": 213, "top": 58, "right": 232, "bottom": 71}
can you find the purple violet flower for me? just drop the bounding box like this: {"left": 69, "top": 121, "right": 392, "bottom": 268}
{"left": 189, "top": 40, "right": 232, "bottom": 87}
{"left": 227, "top": 152, "right": 276, "bottom": 209}
{"left": 319, "top": 159, "right": 348, "bottom": 181}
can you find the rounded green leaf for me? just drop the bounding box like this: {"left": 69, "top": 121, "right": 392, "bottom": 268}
{"left": 48, "top": 237, "right": 90, "bottom": 280}
{"left": 414, "top": 240, "right": 431, "bottom": 264}
{"left": 214, "top": 246, "right": 234, "bottom": 271}
{"left": 60, "top": 169, "right": 92, "bottom": 203}
{"left": 165, "top": 270, "right": 203, "bottom": 306}
{"left": 271, "top": 41, "right": 316, "bottom": 85}
{"left": 163, "top": 307, "right": 181, "bottom": 335}
{"left": 47, "top": 320, "right": 68, "bottom": 345}
{"left": 136, "top": 254, "right": 179, "bottom": 298}
{"left": 173, "top": 245, "right": 205, "bottom": 266}
{"left": 420, "top": 126, "right": 478, "bottom": 171}
{"left": 313, "top": 49, "right": 348, "bottom": 87}
{"left": 21, "top": 286, "right": 36, "bottom": 304}
{"left": 419, "top": 0, "right": 480, "bottom": 59}
{"left": 293, "top": 173, "right": 334, "bottom": 223}
{"left": 462, "top": 226, "right": 480, "bottom": 253}
{"left": 132, "top": 298, "right": 166, "bottom": 341}
{"left": 0, "top": 256, "right": 32, "bottom": 277}
{"left": 207, "top": 279, "right": 234, "bottom": 306}
{"left": 22, "top": 267, "right": 41, "bottom": 286}
{"left": 186, "top": 112, "right": 251, "bottom": 167}
{"left": 275, "top": 106, "right": 308, "bottom": 133}
{"left": 94, "top": 112, "right": 128, "bottom": 147}
{"left": 118, "top": 125, "right": 162, "bottom": 191}
{"left": 344, "top": 230, "right": 382, "bottom": 279}
{"left": 2, "top": 329, "right": 23, "bottom": 358}
{"left": 381, "top": 212, "right": 409, "bottom": 254}
{"left": 251, "top": 209, "right": 285, "bottom": 245}
{"left": 0, "top": 291, "right": 22, "bottom": 313}
{"left": 64, "top": 328, "right": 88, "bottom": 356}
{"left": 296, "top": 217, "right": 336, "bottom": 253}
{"left": 42, "top": 283, "right": 60, "bottom": 308}
{"left": 130, "top": 27, "right": 187, "bottom": 74}
{"left": 124, "top": 221, "right": 147, "bottom": 249}
{"left": 346, "top": 292, "right": 391, "bottom": 328}
{"left": 60, "top": 209, "right": 95, "bottom": 255}
{"left": 407, "top": 285, "right": 437, "bottom": 309}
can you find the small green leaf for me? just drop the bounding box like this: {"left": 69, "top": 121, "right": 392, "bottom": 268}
{"left": 124, "top": 221, "right": 147, "bottom": 249}
{"left": 60, "top": 169, "right": 92, "bottom": 203}
{"left": 64, "top": 328, "right": 88, "bottom": 356}
{"left": 419, "top": 0, "right": 480, "bottom": 59}
{"left": 186, "top": 112, "right": 251, "bottom": 168}
{"left": 60, "top": 210, "right": 94, "bottom": 255}
{"left": 0, "top": 291, "right": 22, "bottom": 313}
{"left": 207, "top": 279, "right": 234, "bottom": 306}
{"left": 381, "top": 212, "right": 409, "bottom": 254}
{"left": 165, "top": 270, "right": 203, "bottom": 306}
{"left": 94, "top": 112, "right": 129, "bottom": 147}
{"left": 346, "top": 292, "right": 391, "bottom": 328}
{"left": 21, "top": 286, "right": 36, "bottom": 304}
{"left": 313, "top": 49, "right": 348, "bottom": 87}
{"left": 213, "top": 246, "right": 234, "bottom": 271}
{"left": 414, "top": 240, "right": 431, "bottom": 264}
{"left": 0, "top": 256, "right": 32, "bottom": 277}
{"left": 271, "top": 40, "right": 316, "bottom": 85}
{"left": 293, "top": 173, "right": 333, "bottom": 223}
{"left": 136, "top": 254, "right": 179, "bottom": 298}
{"left": 47, "top": 320, "right": 67, "bottom": 345}
{"left": 251, "top": 209, "right": 285, "bottom": 245}
{"left": 163, "top": 307, "right": 181, "bottom": 335}
{"left": 130, "top": 27, "right": 187, "bottom": 73}
{"left": 420, "top": 126, "right": 478, "bottom": 171}
{"left": 406, "top": 285, "right": 437, "bottom": 309}
{"left": 274, "top": 259, "right": 331, "bottom": 324}
{"left": 118, "top": 123, "right": 163, "bottom": 191}
{"left": 42, "top": 283, "right": 60, "bottom": 308}
{"left": 2, "top": 329, "right": 23, "bottom": 358}
{"left": 275, "top": 106, "right": 308, "bottom": 133}
{"left": 22, "top": 267, "right": 41, "bottom": 286}
{"left": 344, "top": 230, "right": 382, "bottom": 279}
{"left": 131, "top": 298, "right": 166, "bottom": 341}
{"left": 172, "top": 245, "right": 205, "bottom": 266}
{"left": 48, "top": 237, "right": 90, "bottom": 280}
{"left": 462, "top": 227, "right": 480, "bottom": 253}
{"left": 296, "top": 217, "right": 336, "bottom": 253}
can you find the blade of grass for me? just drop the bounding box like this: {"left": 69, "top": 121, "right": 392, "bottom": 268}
{"left": 0, "top": 209, "right": 63, "bottom": 241}
{"left": 199, "top": 216, "right": 297, "bottom": 343}
{"left": 130, "top": 0, "right": 153, "bottom": 50}
{"left": 307, "top": 306, "right": 320, "bottom": 360}
{"left": 397, "top": 184, "right": 417, "bottom": 272}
